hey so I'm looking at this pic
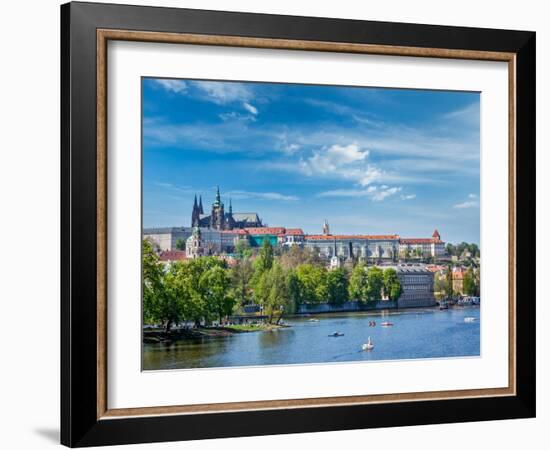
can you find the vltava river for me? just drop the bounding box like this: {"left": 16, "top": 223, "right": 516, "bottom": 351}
{"left": 143, "top": 306, "right": 480, "bottom": 370}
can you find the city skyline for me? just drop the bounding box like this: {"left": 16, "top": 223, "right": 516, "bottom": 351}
{"left": 143, "top": 78, "right": 480, "bottom": 244}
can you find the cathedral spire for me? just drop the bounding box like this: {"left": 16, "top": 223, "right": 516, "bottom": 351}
{"left": 191, "top": 194, "right": 199, "bottom": 227}
{"left": 229, "top": 197, "right": 233, "bottom": 214}
{"left": 198, "top": 195, "right": 204, "bottom": 214}
{"left": 215, "top": 185, "right": 221, "bottom": 203}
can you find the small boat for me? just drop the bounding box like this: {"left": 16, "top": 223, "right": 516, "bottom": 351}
{"left": 329, "top": 331, "right": 345, "bottom": 337}
{"left": 308, "top": 318, "right": 320, "bottom": 322}
{"left": 439, "top": 301, "right": 449, "bottom": 310}
{"left": 381, "top": 321, "right": 394, "bottom": 327}
{"left": 362, "top": 337, "right": 374, "bottom": 351}
{"left": 464, "top": 317, "right": 476, "bottom": 323}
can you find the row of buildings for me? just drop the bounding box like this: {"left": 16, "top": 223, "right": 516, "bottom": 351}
{"left": 144, "top": 224, "right": 445, "bottom": 261}
{"left": 145, "top": 187, "right": 446, "bottom": 261}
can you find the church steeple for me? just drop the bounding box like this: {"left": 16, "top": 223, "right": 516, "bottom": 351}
{"left": 323, "top": 219, "right": 330, "bottom": 236}
{"left": 198, "top": 195, "right": 204, "bottom": 214}
{"left": 229, "top": 198, "right": 233, "bottom": 214}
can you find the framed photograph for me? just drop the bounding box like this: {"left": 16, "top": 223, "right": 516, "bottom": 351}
{"left": 61, "top": 2, "right": 535, "bottom": 447}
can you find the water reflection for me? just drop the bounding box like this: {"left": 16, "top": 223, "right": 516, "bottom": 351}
{"left": 143, "top": 307, "right": 480, "bottom": 370}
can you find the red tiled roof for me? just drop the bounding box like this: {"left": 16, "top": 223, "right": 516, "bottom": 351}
{"left": 244, "top": 227, "right": 286, "bottom": 235}
{"left": 305, "top": 234, "right": 400, "bottom": 241}
{"left": 285, "top": 228, "right": 304, "bottom": 235}
{"left": 159, "top": 250, "right": 187, "bottom": 262}
{"left": 400, "top": 238, "right": 438, "bottom": 244}
{"left": 220, "top": 229, "right": 249, "bottom": 235}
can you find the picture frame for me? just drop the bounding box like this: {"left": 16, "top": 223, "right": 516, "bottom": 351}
{"left": 61, "top": 1, "right": 535, "bottom": 447}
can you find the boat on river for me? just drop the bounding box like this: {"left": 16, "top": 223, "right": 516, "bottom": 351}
{"left": 308, "top": 318, "right": 320, "bottom": 322}
{"left": 464, "top": 317, "right": 477, "bottom": 323}
{"left": 457, "top": 297, "right": 474, "bottom": 306}
{"left": 329, "top": 331, "right": 344, "bottom": 337}
{"left": 381, "top": 321, "right": 394, "bottom": 327}
{"left": 439, "top": 301, "right": 449, "bottom": 310}
{"left": 362, "top": 337, "right": 374, "bottom": 351}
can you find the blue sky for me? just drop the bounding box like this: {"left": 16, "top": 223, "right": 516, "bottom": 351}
{"left": 142, "top": 78, "right": 480, "bottom": 244}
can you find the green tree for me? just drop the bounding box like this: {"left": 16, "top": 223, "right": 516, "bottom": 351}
{"left": 434, "top": 275, "right": 447, "bottom": 300}
{"left": 199, "top": 265, "right": 235, "bottom": 324}
{"left": 383, "top": 268, "right": 402, "bottom": 301}
{"left": 286, "top": 269, "right": 303, "bottom": 310}
{"left": 234, "top": 239, "right": 252, "bottom": 259}
{"left": 230, "top": 257, "right": 254, "bottom": 306}
{"left": 279, "top": 244, "right": 324, "bottom": 269}
{"left": 256, "top": 238, "right": 274, "bottom": 272}
{"left": 365, "top": 267, "right": 384, "bottom": 302}
{"left": 266, "top": 264, "right": 292, "bottom": 324}
{"left": 462, "top": 267, "right": 476, "bottom": 296}
{"left": 142, "top": 240, "right": 186, "bottom": 333}
{"left": 175, "top": 238, "right": 185, "bottom": 251}
{"left": 325, "top": 268, "right": 349, "bottom": 305}
{"left": 294, "top": 264, "right": 326, "bottom": 303}
{"left": 446, "top": 243, "right": 456, "bottom": 256}
{"left": 349, "top": 262, "right": 369, "bottom": 302}
{"left": 173, "top": 256, "right": 225, "bottom": 326}
{"left": 445, "top": 266, "right": 454, "bottom": 298}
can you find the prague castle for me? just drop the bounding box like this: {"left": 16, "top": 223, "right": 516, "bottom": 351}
{"left": 191, "top": 186, "right": 263, "bottom": 230}
{"left": 144, "top": 186, "right": 446, "bottom": 260}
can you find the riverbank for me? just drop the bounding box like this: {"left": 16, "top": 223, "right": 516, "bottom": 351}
{"left": 143, "top": 323, "right": 288, "bottom": 343}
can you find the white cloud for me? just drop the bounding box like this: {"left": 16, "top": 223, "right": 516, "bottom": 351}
{"left": 298, "top": 143, "right": 384, "bottom": 187}
{"left": 401, "top": 194, "right": 416, "bottom": 200}
{"left": 453, "top": 200, "right": 479, "bottom": 209}
{"left": 219, "top": 111, "right": 257, "bottom": 122}
{"left": 453, "top": 192, "right": 480, "bottom": 209}
{"left": 153, "top": 182, "right": 192, "bottom": 193}
{"left": 443, "top": 102, "right": 480, "bottom": 127}
{"left": 191, "top": 81, "right": 253, "bottom": 104}
{"left": 318, "top": 185, "right": 402, "bottom": 202}
{"left": 155, "top": 79, "right": 188, "bottom": 94}
{"left": 226, "top": 190, "right": 298, "bottom": 201}
{"left": 243, "top": 102, "right": 258, "bottom": 115}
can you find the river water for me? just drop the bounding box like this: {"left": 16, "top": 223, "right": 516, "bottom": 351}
{"left": 143, "top": 306, "right": 480, "bottom": 370}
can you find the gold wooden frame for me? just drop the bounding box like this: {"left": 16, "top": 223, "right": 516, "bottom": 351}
{"left": 96, "top": 29, "right": 516, "bottom": 420}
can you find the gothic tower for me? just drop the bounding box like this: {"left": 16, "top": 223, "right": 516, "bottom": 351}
{"left": 226, "top": 198, "right": 235, "bottom": 230}
{"left": 198, "top": 195, "right": 204, "bottom": 215}
{"left": 191, "top": 194, "right": 200, "bottom": 227}
{"left": 210, "top": 186, "right": 225, "bottom": 230}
